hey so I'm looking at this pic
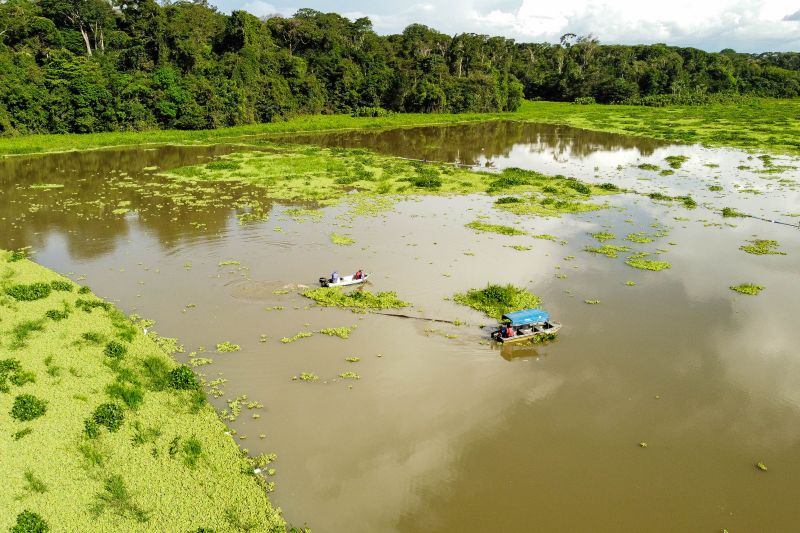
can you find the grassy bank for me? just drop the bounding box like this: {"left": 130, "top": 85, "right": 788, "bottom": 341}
{"left": 0, "top": 251, "right": 289, "bottom": 532}
{"left": 1, "top": 98, "right": 799, "bottom": 157}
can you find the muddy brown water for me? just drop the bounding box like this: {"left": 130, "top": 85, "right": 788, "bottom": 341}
{"left": 2, "top": 123, "right": 800, "bottom": 532}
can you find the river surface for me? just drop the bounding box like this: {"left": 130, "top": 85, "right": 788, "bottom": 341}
{"left": 2, "top": 122, "right": 800, "bottom": 532}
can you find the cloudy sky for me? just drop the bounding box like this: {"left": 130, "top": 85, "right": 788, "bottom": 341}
{"left": 213, "top": 0, "right": 800, "bottom": 53}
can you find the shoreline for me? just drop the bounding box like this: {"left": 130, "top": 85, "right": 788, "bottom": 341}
{"left": 1, "top": 99, "right": 799, "bottom": 158}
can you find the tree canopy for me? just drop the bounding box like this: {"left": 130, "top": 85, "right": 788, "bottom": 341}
{"left": 0, "top": 2, "right": 798, "bottom": 135}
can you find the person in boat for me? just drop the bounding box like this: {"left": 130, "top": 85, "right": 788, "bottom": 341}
{"left": 505, "top": 324, "right": 515, "bottom": 338}
{"left": 354, "top": 269, "right": 363, "bottom": 280}
{"left": 331, "top": 271, "right": 339, "bottom": 284}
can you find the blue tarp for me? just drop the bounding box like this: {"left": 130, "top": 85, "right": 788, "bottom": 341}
{"left": 503, "top": 308, "right": 550, "bottom": 325}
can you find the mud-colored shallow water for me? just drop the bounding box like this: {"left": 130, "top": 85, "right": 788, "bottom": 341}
{"left": 2, "top": 123, "right": 800, "bottom": 532}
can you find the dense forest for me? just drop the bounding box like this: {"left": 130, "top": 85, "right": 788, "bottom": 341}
{"left": 1, "top": 0, "right": 799, "bottom": 135}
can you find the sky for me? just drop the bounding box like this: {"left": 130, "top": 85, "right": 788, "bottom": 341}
{"left": 213, "top": 0, "right": 800, "bottom": 53}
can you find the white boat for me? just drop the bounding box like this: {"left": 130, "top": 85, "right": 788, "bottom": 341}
{"left": 319, "top": 273, "right": 369, "bottom": 287}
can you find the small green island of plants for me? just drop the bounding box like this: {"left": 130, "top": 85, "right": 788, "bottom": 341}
{"left": 453, "top": 284, "right": 542, "bottom": 319}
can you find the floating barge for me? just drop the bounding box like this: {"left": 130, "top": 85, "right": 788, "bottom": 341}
{"left": 490, "top": 308, "right": 561, "bottom": 344}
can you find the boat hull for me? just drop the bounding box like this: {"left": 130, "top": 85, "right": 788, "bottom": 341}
{"left": 319, "top": 274, "right": 369, "bottom": 287}
{"left": 495, "top": 322, "right": 562, "bottom": 344}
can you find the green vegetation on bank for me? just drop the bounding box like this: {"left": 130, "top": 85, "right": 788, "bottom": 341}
{"left": 2, "top": 98, "right": 800, "bottom": 157}
{"left": 453, "top": 284, "right": 542, "bottom": 319}
{"left": 0, "top": 251, "right": 287, "bottom": 531}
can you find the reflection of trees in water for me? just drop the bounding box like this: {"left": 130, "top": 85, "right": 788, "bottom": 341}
{"left": 284, "top": 121, "right": 665, "bottom": 163}
{"left": 0, "top": 145, "right": 269, "bottom": 260}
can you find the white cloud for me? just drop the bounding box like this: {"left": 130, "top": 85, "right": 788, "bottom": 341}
{"left": 241, "top": 0, "right": 292, "bottom": 18}
{"left": 467, "top": 0, "right": 800, "bottom": 51}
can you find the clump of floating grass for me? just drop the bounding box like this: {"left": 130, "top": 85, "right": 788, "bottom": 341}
{"left": 584, "top": 244, "right": 630, "bottom": 258}
{"left": 345, "top": 356, "right": 360, "bottom": 363}
{"left": 584, "top": 299, "right": 600, "bottom": 305}
{"left": 591, "top": 232, "right": 615, "bottom": 241}
{"left": 509, "top": 245, "right": 530, "bottom": 251}
{"left": 302, "top": 287, "right": 409, "bottom": 310}
{"left": 721, "top": 207, "right": 747, "bottom": 218}
{"left": 330, "top": 233, "right": 355, "bottom": 245}
{"left": 216, "top": 342, "right": 241, "bottom": 353}
{"left": 218, "top": 260, "right": 241, "bottom": 266}
{"left": 453, "top": 283, "right": 542, "bottom": 319}
{"left": 626, "top": 232, "right": 652, "bottom": 243}
{"left": 625, "top": 281, "right": 636, "bottom": 286}
{"left": 298, "top": 372, "right": 318, "bottom": 382}
{"left": 465, "top": 220, "right": 525, "bottom": 236}
{"left": 625, "top": 253, "right": 671, "bottom": 271}
{"left": 739, "top": 239, "right": 786, "bottom": 256}
{"left": 756, "top": 462, "right": 768, "bottom": 472}
{"left": 709, "top": 184, "right": 723, "bottom": 192}
{"left": 532, "top": 234, "right": 557, "bottom": 241}
{"left": 280, "top": 331, "right": 313, "bottom": 343}
{"left": 317, "top": 327, "right": 353, "bottom": 339}
{"left": 338, "top": 372, "right": 360, "bottom": 380}
{"left": 664, "top": 155, "right": 689, "bottom": 169}
{"left": 637, "top": 163, "right": 660, "bottom": 171}
{"left": 730, "top": 283, "right": 764, "bottom": 295}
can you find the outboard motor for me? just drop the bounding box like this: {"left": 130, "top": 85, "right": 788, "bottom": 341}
{"left": 319, "top": 277, "right": 329, "bottom": 287}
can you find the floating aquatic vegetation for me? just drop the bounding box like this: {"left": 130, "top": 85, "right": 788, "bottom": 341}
{"left": 509, "top": 245, "right": 531, "bottom": 251}
{"left": 665, "top": 155, "right": 689, "bottom": 169}
{"left": 739, "top": 239, "right": 786, "bottom": 256}
{"left": 317, "top": 327, "right": 353, "bottom": 339}
{"left": 453, "top": 284, "right": 542, "bottom": 319}
{"left": 756, "top": 462, "right": 768, "bottom": 471}
{"left": 532, "top": 234, "right": 557, "bottom": 241}
{"left": 339, "top": 371, "right": 360, "bottom": 380}
{"left": 10, "top": 393, "right": 48, "bottom": 421}
{"left": 625, "top": 281, "right": 636, "bottom": 286}
{"left": 721, "top": 207, "right": 747, "bottom": 218}
{"left": 302, "top": 287, "right": 409, "bottom": 310}
{"left": 345, "top": 357, "right": 360, "bottom": 363}
{"left": 5, "top": 282, "right": 52, "bottom": 301}
{"left": 330, "top": 232, "right": 355, "bottom": 245}
{"left": 730, "top": 283, "right": 764, "bottom": 295}
{"left": 626, "top": 232, "right": 653, "bottom": 244}
{"left": 280, "top": 331, "right": 313, "bottom": 343}
{"left": 584, "top": 300, "right": 601, "bottom": 304}
{"left": 584, "top": 244, "right": 630, "bottom": 258}
{"left": 190, "top": 358, "right": 214, "bottom": 367}
{"left": 591, "top": 232, "right": 616, "bottom": 241}
{"left": 465, "top": 220, "right": 525, "bottom": 236}
{"left": 494, "top": 194, "right": 605, "bottom": 217}
{"left": 625, "top": 253, "right": 671, "bottom": 271}
{"left": 218, "top": 260, "right": 241, "bottom": 266}
{"left": 298, "top": 372, "right": 319, "bottom": 382}
{"left": 637, "top": 163, "right": 660, "bottom": 171}
{"left": 216, "top": 342, "right": 241, "bottom": 353}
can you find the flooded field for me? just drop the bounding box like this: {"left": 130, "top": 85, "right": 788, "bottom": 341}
{"left": 2, "top": 122, "right": 800, "bottom": 532}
